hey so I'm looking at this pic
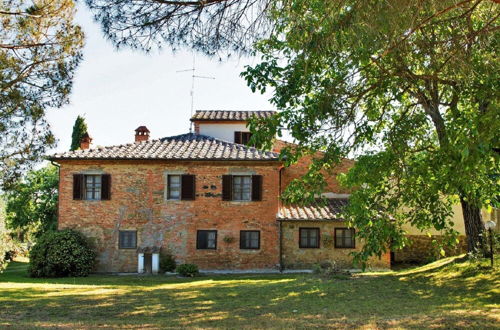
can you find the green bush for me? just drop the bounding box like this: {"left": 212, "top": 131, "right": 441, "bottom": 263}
{"left": 28, "top": 229, "right": 96, "bottom": 277}
{"left": 176, "top": 263, "right": 199, "bottom": 277}
{"left": 160, "top": 252, "right": 176, "bottom": 272}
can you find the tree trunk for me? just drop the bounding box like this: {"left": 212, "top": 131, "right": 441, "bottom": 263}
{"left": 460, "top": 197, "right": 485, "bottom": 254}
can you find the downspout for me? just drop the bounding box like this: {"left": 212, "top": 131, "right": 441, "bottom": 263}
{"left": 278, "top": 166, "right": 284, "bottom": 272}
{"left": 50, "top": 160, "right": 61, "bottom": 230}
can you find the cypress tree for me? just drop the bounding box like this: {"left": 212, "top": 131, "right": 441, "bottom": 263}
{"left": 70, "top": 116, "right": 88, "bottom": 151}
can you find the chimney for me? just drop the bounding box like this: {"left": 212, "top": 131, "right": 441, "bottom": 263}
{"left": 135, "top": 126, "right": 150, "bottom": 142}
{"left": 80, "top": 133, "right": 92, "bottom": 150}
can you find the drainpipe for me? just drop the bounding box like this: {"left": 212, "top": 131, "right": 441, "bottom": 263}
{"left": 278, "top": 166, "right": 284, "bottom": 272}
{"left": 50, "top": 160, "right": 61, "bottom": 230}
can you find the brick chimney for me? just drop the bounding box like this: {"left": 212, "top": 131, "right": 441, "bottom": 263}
{"left": 80, "top": 133, "right": 92, "bottom": 150}
{"left": 135, "top": 126, "right": 150, "bottom": 142}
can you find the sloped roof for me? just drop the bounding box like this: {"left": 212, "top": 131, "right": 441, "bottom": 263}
{"left": 50, "top": 133, "right": 280, "bottom": 161}
{"left": 191, "top": 110, "right": 276, "bottom": 121}
{"left": 278, "top": 198, "right": 349, "bottom": 221}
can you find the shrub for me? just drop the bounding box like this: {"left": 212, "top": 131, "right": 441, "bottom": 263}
{"left": 176, "top": 263, "right": 199, "bottom": 277}
{"left": 160, "top": 252, "right": 176, "bottom": 272}
{"left": 28, "top": 229, "right": 96, "bottom": 277}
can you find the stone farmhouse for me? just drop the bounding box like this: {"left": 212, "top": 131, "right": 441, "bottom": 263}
{"left": 50, "top": 110, "right": 391, "bottom": 273}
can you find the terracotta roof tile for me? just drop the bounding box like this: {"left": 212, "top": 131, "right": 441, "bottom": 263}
{"left": 50, "top": 133, "right": 280, "bottom": 161}
{"left": 278, "top": 198, "right": 349, "bottom": 221}
{"left": 191, "top": 110, "right": 276, "bottom": 121}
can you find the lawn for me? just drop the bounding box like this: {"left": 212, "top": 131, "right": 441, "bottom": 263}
{"left": 0, "top": 256, "right": 498, "bottom": 329}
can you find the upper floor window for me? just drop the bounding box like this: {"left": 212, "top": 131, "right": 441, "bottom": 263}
{"left": 335, "top": 228, "right": 355, "bottom": 248}
{"left": 166, "top": 174, "right": 195, "bottom": 200}
{"left": 234, "top": 131, "right": 253, "bottom": 145}
{"left": 222, "top": 175, "right": 262, "bottom": 201}
{"left": 73, "top": 174, "right": 111, "bottom": 200}
{"left": 299, "top": 228, "right": 320, "bottom": 248}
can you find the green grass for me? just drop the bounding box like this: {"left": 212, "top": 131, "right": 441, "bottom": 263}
{"left": 0, "top": 256, "right": 498, "bottom": 329}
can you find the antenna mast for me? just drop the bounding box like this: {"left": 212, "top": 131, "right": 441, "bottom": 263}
{"left": 176, "top": 54, "right": 215, "bottom": 133}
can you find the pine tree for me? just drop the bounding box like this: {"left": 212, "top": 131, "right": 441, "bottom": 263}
{"left": 70, "top": 116, "right": 88, "bottom": 151}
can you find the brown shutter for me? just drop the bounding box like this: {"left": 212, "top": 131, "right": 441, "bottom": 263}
{"left": 234, "top": 131, "right": 242, "bottom": 144}
{"left": 181, "top": 175, "right": 196, "bottom": 200}
{"left": 252, "top": 175, "right": 262, "bottom": 201}
{"left": 222, "top": 175, "right": 233, "bottom": 201}
{"left": 101, "top": 174, "right": 111, "bottom": 200}
{"left": 73, "top": 174, "right": 84, "bottom": 200}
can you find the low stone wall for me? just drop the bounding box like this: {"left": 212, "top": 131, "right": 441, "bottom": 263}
{"left": 393, "top": 235, "right": 467, "bottom": 264}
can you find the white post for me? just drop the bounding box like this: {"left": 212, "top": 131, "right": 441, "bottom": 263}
{"left": 152, "top": 253, "right": 160, "bottom": 275}
{"left": 137, "top": 253, "right": 145, "bottom": 273}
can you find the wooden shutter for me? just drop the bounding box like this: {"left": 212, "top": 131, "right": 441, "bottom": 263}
{"left": 222, "top": 175, "right": 233, "bottom": 201}
{"left": 73, "top": 174, "right": 84, "bottom": 200}
{"left": 101, "top": 174, "right": 111, "bottom": 200}
{"left": 181, "top": 175, "right": 196, "bottom": 200}
{"left": 251, "top": 175, "right": 263, "bottom": 201}
{"left": 234, "top": 131, "right": 242, "bottom": 144}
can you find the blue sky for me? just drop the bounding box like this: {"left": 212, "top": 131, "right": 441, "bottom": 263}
{"left": 46, "top": 4, "right": 274, "bottom": 152}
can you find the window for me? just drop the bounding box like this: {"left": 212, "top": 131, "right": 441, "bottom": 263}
{"left": 222, "top": 175, "right": 262, "bottom": 201}
{"left": 335, "top": 228, "right": 355, "bottom": 248}
{"left": 234, "top": 131, "right": 253, "bottom": 145}
{"left": 85, "top": 175, "right": 101, "bottom": 200}
{"left": 119, "top": 230, "right": 137, "bottom": 249}
{"left": 73, "top": 174, "right": 111, "bottom": 200}
{"left": 167, "top": 175, "right": 181, "bottom": 200}
{"left": 299, "top": 228, "right": 320, "bottom": 248}
{"left": 197, "top": 230, "right": 217, "bottom": 249}
{"left": 233, "top": 175, "right": 252, "bottom": 201}
{"left": 240, "top": 231, "right": 260, "bottom": 249}
{"left": 166, "top": 174, "right": 196, "bottom": 200}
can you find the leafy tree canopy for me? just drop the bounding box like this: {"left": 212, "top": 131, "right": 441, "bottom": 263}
{"left": 242, "top": 0, "right": 499, "bottom": 263}
{"left": 5, "top": 165, "right": 58, "bottom": 239}
{"left": 0, "top": 0, "right": 84, "bottom": 188}
{"left": 70, "top": 115, "right": 88, "bottom": 151}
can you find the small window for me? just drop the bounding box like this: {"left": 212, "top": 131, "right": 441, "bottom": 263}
{"left": 119, "top": 230, "right": 137, "bottom": 249}
{"left": 335, "top": 228, "right": 355, "bottom": 248}
{"left": 299, "top": 228, "right": 320, "bottom": 248}
{"left": 85, "top": 175, "right": 101, "bottom": 200}
{"left": 167, "top": 175, "right": 181, "bottom": 200}
{"left": 234, "top": 131, "right": 253, "bottom": 145}
{"left": 233, "top": 175, "right": 252, "bottom": 201}
{"left": 197, "top": 230, "right": 217, "bottom": 250}
{"left": 240, "top": 231, "right": 260, "bottom": 249}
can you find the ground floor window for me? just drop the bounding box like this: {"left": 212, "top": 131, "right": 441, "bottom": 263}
{"left": 240, "top": 230, "right": 260, "bottom": 249}
{"left": 119, "top": 230, "right": 137, "bottom": 249}
{"left": 299, "top": 228, "right": 320, "bottom": 248}
{"left": 335, "top": 228, "right": 355, "bottom": 248}
{"left": 197, "top": 230, "right": 217, "bottom": 249}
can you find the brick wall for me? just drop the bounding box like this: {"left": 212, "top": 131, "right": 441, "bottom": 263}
{"left": 58, "top": 160, "right": 281, "bottom": 272}
{"left": 281, "top": 221, "right": 391, "bottom": 269}
{"left": 273, "top": 140, "right": 354, "bottom": 194}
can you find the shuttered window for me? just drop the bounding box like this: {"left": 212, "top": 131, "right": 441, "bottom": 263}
{"left": 299, "top": 228, "right": 320, "bottom": 248}
{"left": 335, "top": 228, "right": 355, "bottom": 248}
{"left": 222, "top": 175, "right": 262, "bottom": 201}
{"left": 240, "top": 231, "right": 260, "bottom": 249}
{"left": 119, "top": 230, "right": 137, "bottom": 249}
{"left": 167, "top": 174, "right": 196, "bottom": 200}
{"left": 197, "top": 230, "right": 217, "bottom": 250}
{"left": 73, "top": 174, "right": 111, "bottom": 201}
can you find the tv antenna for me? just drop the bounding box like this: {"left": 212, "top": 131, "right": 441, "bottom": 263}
{"left": 176, "top": 54, "right": 215, "bottom": 132}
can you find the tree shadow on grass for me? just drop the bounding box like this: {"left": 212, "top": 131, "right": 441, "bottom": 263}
{"left": 1, "top": 258, "right": 498, "bottom": 328}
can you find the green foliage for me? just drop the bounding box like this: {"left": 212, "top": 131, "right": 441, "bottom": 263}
{"left": 5, "top": 165, "right": 58, "bottom": 239}
{"left": 70, "top": 115, "right": 88, "bottom": 151}
{"left": 159, "top": 252, "right": 176, "bottom": 273}
{"left": 176, "top": 263, "right": 199, "bottom": 277}
{"left": 28, "top": 229, "right": 96, "bottom": 278}
{"left": 0, "top": 0, "right": 84, "bottom": 188}
{"left": 242, "top": 0, "right": 500, "bottom": 266}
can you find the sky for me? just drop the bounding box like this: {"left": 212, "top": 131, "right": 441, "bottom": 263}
{"left": 46, "top": 4, "right": 275, "bottom": 153}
